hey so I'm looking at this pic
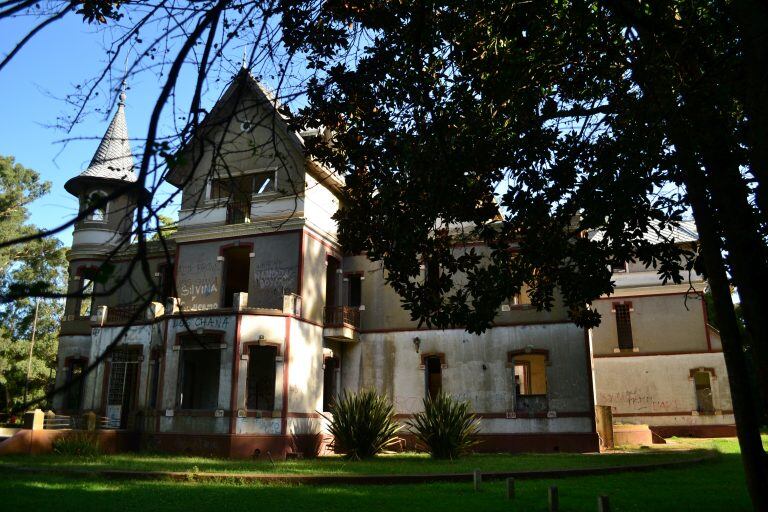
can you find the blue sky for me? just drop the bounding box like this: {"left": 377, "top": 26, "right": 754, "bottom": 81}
{"left": 0, "top": 14, "right": 255, "bottom": 247}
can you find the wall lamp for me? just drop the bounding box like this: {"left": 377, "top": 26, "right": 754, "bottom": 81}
{"left": 413, "top": 336, "right": 421, "bottom": 353}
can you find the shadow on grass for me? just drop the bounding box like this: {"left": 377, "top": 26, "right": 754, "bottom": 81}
{"left": 0, "top": 453, "right": 751, "bottom": 512}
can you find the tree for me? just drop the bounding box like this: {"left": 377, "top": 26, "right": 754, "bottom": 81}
{"left": 280, "top": 1, "right": 768, "bottom": 508}
{"left": 0, "top": 156, "right": 66, "bottom": 416}
{"left": 1, "top": 1, "right": 768, "bottom": 508}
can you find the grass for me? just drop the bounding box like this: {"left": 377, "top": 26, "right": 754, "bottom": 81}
{"left": 0, "top": 441, "right": 710, "bottom": 476}
{"left": 0, "top": 438, "right": 755, "bottom": 511}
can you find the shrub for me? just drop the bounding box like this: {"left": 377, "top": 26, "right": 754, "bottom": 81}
{"left": 52, "top": 431, "right": 100, "bottom": 457}
{"left": 290, "top": 419, "right": 324, "bottom": 459}
{"left": 407, "top": 392, "right": 480, "bottom": 459}
{"left": 324, "top": 389, "right": 402, "bottom": 460}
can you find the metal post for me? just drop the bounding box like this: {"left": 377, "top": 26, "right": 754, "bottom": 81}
{"left": 548, "top": 485, "right": 559, "bottom": 512}
{"left": 506, "top": 477, "right": 515, "bottom": 499}
{"left": 473, "top": 469, "right": 482, "bottom": 491}
{"left": 598, "top": 495, "right": 611, "bottom": 512}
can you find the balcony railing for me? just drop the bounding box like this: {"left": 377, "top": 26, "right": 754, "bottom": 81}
{"left": 515, "top": 394, "right": 549, "bottom": 414}
{"left": 226, "top": 200, "right": 251, "bottom": 224}
{"left": 324, "top": 306, "right": 360, "bottom": 328}
{"left": 105, "top": 304, "right": 145, "bottom": 324}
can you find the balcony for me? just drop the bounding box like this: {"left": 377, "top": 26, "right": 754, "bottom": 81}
{"left": 104, "top": 304, "right": 146, "bottom": 324}
{"left": 225, "top": 200, "right": 251, "bottom": 224}
{"left": 514, "top": 394, "right": 549, "bottom": 416}
{"left": 323, "top": 306, "right": 360, "bottom": 342}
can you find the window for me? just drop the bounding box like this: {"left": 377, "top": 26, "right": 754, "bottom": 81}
{"left": 253, "top": 172, "right": 276, "bottom": 195}
{"left": 221, "top": 246, "right": 251, "bottom": 308}
{"left": 177, "top": 335, "right": 222, "bottom": 410}
{"left": 614, "top": 302, "right": 634, "bottom": 350}
{"left": 77, "top": 278, "right": 94, "bottom": 319}
{"left": 323, "top": 356, "right": 339, "bottom": 412}
{"left": 84, "top": 192, "right": 107, "bottom": 222}
{"left": 511, "top": 285, "right": 532, "bottom": 306}
{"left": 347, "top": 274, "right": 362, "bottom": 307}
{"left": 210, "top": 171, "right": 276, "bottom": 200}
{"left": 65, "top": 359, "right": 86, "bottom": 410}
{"left": 325, "top": 257, "right": 340, "bottom": 307}
{"left": 424, "top": 355, "right": 442, "bottom": 400}
{"left": 513, "top": 353, "right": 548, "bottom": 395}
{"left": 609, "top": 261, "right": 628, "bottom": 273}
{"left": 148, "top": 350, "right": 161, "bottom": 409}
{"left": 246, "top": 345, "right": 277, "bottom": 410}
{"left": 156, "top": 264, "right": 174, "bottom": 302}
{"left": 693, "top": 370, "right": 715, "bottom": 414}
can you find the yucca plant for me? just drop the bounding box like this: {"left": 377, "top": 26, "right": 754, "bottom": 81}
{"left": 408, "top": 392, "right": 481, "bottom": 459}
{"left": 324, "top": 389, "right": 402, "bottom": 459}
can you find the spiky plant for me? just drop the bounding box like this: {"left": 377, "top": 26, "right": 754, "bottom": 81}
{"left": 408, "top": 392, "right": 481, "bottom": 459}
{"left": 324, "top": 389, "right": 402, "bottom": 460}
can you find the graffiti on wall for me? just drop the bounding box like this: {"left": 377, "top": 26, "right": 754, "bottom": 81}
{"left": 176, "top": 255, "right": 221, "bottom": 311}
{"left": 249, "top": 233, "right": 300, "bottom": 309}
{"left": 171, "top": 316, "right": 230, "bottom": 332}
{"left": 598, "top": 386, "right": 679, "bottom": 412}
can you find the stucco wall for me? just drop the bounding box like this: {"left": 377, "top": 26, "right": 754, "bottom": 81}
{"left": 174, "top": 232, "right": 301, "bottom": 312}
{"left": 591, "top": 292, "right": 710, "bottom": 355}
{"left": 594, "top": 352, "right": 733, "bottom": 426}
{"left": 341, "top": 323, "right": 593, "bottom": 434}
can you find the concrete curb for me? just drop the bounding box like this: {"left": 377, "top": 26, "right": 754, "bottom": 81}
{"left": 0, "top": 451, "right": 717, "bottom": 486}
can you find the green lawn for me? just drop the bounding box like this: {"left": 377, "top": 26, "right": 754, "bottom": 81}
{"left": 0, "top": 444, "right": 709, "bottom": 476}
{"left": 0, "top": 438, "right": 753, "bottom": 511}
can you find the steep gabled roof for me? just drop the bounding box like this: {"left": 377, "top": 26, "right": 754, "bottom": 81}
{"left": 589, "top": 219, "right": 699, "bottom": 244}
{"left": 65, "top": 90, "right": 137, "bottom": 195}
{"left": 165, "top": 68, "right": 344, "bottom": 194}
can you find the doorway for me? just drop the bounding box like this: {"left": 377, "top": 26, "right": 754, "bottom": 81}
{"left": 424, "top": 355, "right": 442, "bottom": 400}
{"left": 221, "top": 246, "right": 251, "bottom": 307}
{"left": 106, "top": 347, "right": 141, "bottom": 429}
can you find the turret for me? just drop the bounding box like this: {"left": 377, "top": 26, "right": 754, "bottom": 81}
{"left": 65, "top": 88, "right": 139, "bottom": 254}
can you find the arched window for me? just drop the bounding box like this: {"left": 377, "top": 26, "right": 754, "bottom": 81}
{"left": 84, "top": 191, "right": 108, "bottom": 222}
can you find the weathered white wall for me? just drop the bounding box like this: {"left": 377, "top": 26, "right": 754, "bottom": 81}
{"left": 52, "top": 335, "right": 92, "bottom": 410}
{"left": 592, "top": 293, "right": 710, "bottom": 354}
{"left": 594, "top": 352, "right": 733, "bottom": 426}
{"left": 342, "top": 323, "right": 593, "bottom": 434}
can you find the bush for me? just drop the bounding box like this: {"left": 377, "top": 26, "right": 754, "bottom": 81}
{"left": 407, "top": 392, "right": 480, "bottom": 459}
{"left": 290, "top": 419, "right": 324, "bottom": 459}
{"left": 52, "top": 431, "right": 100, "bottom": 457}
{"left": 325, "top": 389, "right": 402, "bottom": 460}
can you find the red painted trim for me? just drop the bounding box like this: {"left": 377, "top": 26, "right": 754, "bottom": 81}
{"left": 165, "top": 309, "right": 325, "bottom": 329}
{"left": 281, "top": 316, "right": 291, "bottom": 435}
{"left": 701, "top": 295, "right": 713, "bottom": 351}
{"left": 612, "top": 410, "right": 733, "bottom": 418}
{"left": 175, "top": 228, "right": 303, "bottom": 246}
{"left": 218, "top": 241, "right": 254, "bottom": 256}
{"left": 595, "top": 290, "right": 704, "bottom": 301}
{"left": 507, "top": 348, "right": 549, "bottom": 363}
{"left": 229, "top": 314, "right": 242, "bottom": 434}
{"left": 360, "top": 319, "right": 573, "bottom": 334}
{"left": 593, "top": 349, "right": 723, "bottom": 358}
{"left": 241, "top": 340, "right": 283, "bottom": 415}
{"left": 303, "top": 228, "right": 342, "bottom": 259}
{"left": 420, "top": 352, "right": 447, "bottom": 367}
{"left": 689, "top": 367, "right": 717, "bottom": 378}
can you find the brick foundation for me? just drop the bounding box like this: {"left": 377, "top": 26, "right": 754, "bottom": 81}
{"left": 650, "top": 424, "right": 737, "bottom": 438}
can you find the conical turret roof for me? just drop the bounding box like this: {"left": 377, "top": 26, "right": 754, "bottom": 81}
{"left": 64, "top": 90, "right": 137, "bottom": 195}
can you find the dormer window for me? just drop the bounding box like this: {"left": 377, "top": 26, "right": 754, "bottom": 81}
{"left": 209, "top": 170, "right": 277, "bottom": 201}
{"left": 84, "top": 192, "right": 107, "bottom": 222}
